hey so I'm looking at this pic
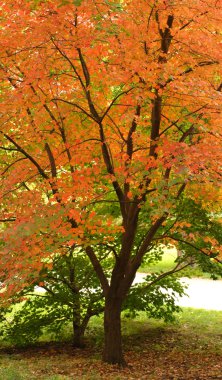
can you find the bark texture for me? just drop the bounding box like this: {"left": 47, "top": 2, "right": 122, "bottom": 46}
{"left": 103, "top": 297, "right": 126, "bottom": 366}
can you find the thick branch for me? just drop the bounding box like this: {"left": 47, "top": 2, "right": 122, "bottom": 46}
{"left": 99, "top": 122, "right": 126, "bottom": 220}
{"left": 77, "top": 48, "right": 100, "bottom": 119}
{"left": 45, "top": 142, "right": 57, "bottom": 178}
{"left": 51, "top": 38, "right": 86, "bottom": 92}
{"left": 85, "top": 246, "right": 109, "bottom": 296}
{"left": 160, "top": 14, "right": 174, "bottom": 55}
{"left": 134, "top": 215, "right": 167, "bottom": 268}
{"left": 149, "top": 15, "right": 174, "bottom": 157}
{"left": 59, "top": 125, "right": 74, "bottom": 173}
{"left": 127, "top": 105, "right": 141, "bottom": 159}
{"left": 150, "top": 92, "right": 162, "bottom": 158}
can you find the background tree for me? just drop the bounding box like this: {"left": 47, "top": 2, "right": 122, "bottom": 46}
{"left": 0, "top": 250, "right": 104, "bottom": 348}
{"left": 0, "top": 247, "right": 186, "bottom": 348}
{"left": 0, "top": 0, "right": 222, "bottom": 366}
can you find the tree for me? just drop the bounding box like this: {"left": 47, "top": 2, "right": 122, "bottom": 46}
{"left": 0, "top": 0, "right": 222, "bottom": 365}
{"left": 0, "top": 247, "right": 186, "bottom": 348}
{"left": 0, "top": 250, "right": 105, "bottom": 348}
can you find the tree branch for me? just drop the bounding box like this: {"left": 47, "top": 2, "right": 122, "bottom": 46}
{"left": 85, "top": 246, "right": 109, "bottom": 296}
{"left": 165, "top": 235, "right": 222, "bottom": 264}
{"left": 1, "top": 132, "right": 49, "bottom": 180}
{"left": 45, "top": 142, "right": 57, "bottom": 178}
{"left": 137, "top": 261, "right": 192, "bottom": 292}
{"left": 134, "top": 215, "right": 168, "bottom": 267}
{"left": 51, "top": 98, "right": 97, "bottom": 121}
{"left": 0, "top": 217, "right": 16, "bottom": 222}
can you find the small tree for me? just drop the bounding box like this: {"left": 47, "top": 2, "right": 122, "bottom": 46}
{"left": 0, "top": 250, "right": 104, "bottom": 348}
{"left": 0, "top": 246, "right": 186, "bottom": 347}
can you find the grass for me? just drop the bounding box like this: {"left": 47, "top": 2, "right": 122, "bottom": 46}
{"left": 139, "top": 246, "right": 214, "bottom": 278}
{"left": 0, "top": 308, "right": 222, "bottom": 379}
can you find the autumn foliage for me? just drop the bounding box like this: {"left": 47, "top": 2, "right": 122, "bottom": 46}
{"left": 0, "top": 0, "right": 222, "bottom": 365}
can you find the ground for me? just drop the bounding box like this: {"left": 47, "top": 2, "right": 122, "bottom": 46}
{"left": 1, "top": 333, "right": 221, "bottom": 380}
{"left": 1, "top": 309, "right": 222, "bottom": 380}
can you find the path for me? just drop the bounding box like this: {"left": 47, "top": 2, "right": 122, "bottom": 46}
{"left": 134, "top": 273, "right": 222, "bottom": 311}
{"left": 36, "top": 274, "right": 222, "bottom": 311}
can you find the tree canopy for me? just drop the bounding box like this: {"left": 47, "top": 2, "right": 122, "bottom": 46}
{"left": 0, "top": 0, "right": 222, "bottom": 365}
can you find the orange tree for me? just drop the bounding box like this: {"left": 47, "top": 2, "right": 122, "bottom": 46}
{"left": 0, "top": 0, "right": 222, "bottom": 365}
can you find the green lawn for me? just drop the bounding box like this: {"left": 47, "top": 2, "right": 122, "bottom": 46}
{"left": 0, "top": 308, "right": 222, "bottom": 379}
{"left": 139, "top": 246, "right": 213, "bottom": 278}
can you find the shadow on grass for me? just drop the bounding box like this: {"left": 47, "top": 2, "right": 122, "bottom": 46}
{"left": 0, "top": 309, "right": 222, "bottom": 379}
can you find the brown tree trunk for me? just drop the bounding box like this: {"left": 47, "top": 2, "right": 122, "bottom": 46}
{"left": 73, "top": 310, "right": 92, "bottom": 348}
{"left": 103, "top": 296, "right": 126, "bottom": 366}
{"left": 73, "top": 323, "right": 85, "bottom": 348}
{"left": 72, "top": 294, "right": 85, "bottom": 348}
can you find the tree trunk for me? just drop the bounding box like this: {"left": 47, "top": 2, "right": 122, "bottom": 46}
{"left": 103, "top": 297, "right": 126, "bottom": 366}
{"left": 73, "top": 323, "right": 85, "bottom": 348}
{"left": 72, "top": 294, "right": 85, "bottom": 348}
{"left": 72, "top": 310, "right": 92, "bottom": 348}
